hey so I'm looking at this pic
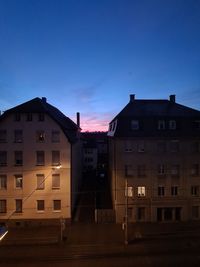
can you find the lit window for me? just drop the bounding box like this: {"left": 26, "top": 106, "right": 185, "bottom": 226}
{"left": 53, "top": 200, "right": 61, "bottom": 211}
{"left": 191, "top": 186, "right": 199, "bottom": 196}
{"left": 158, "top": 120, "right": 165, "bottom": 130}
{"left": 0, "top": 200, "right": 7, "bottom": 213}
{"left": 169, "top": 120, "right": 176, "bottom": 130}
{"left": 15, "top": 199, "right": 22, "bottom": 213}
{"left": 158, "top": 186, "right": 165, "bottom": 196}
{"left": 36, "top": 174, "right": 45, "bottom": 190}
{"left": 0, "top": 175, "right": 7, "bottom": 189}
{"left": 0, "top": 130, "right": 7, "bottom": 143}
{"left": 14, "top": 130, "right": 23, "bottom": 143}
{"left": 36, "top": 151, "right": 45, "bottom": 166}
{"left": 125, "top": 186, "right": 133, "bottom": 197}
{"left": 52, "top": 131, "right": 60, "bottom": 143}
{"left": 36, "top": 131, "right": 45, "bottom": 142}
{"left": 171, "top": 186, "right": 178, "bottom": 196}
{"left": 15, "top": 174, "right": 23, "bottom": 189}
{"left": 52, "top": 174, "right": 60, "bottom": 189}
{"left": 37, "top": 200, "right": 45, "bottom": 211}
{"left": 131, "top": 120, "right": 139, "bottom": 130}
{"left": 0, "top": 151, "right": 7, "bottom": 166}
{"left": 14, "top": 151, "right": 23, "bottom": 166}
{"left": 137, "top": 186, "right": 146, "bottom": 197}
{"left": 52, "top": 151, "right": 60, "bottom": 166}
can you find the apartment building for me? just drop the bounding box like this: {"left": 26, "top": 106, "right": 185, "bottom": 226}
{"left": 0, "top": 97, "right": 81, "bottom": 226}
{"left": 108, "top": 94, "right": 200, "bottom": 223}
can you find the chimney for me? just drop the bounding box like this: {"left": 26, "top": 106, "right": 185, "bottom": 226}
{"left": 42, "top": 97, "right": 47, "bottom": 103}
{"left": 169, "top": 95, "right": 176, "bottom": 103}
{"left": 130, "top": 94, "right": 135, "bottom": 102}
{"left": 76, "top": 112, "right": 80, "bottom": 127}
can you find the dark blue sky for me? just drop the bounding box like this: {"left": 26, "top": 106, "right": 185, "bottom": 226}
{"left": 0, "top": 0, "right": 200, "bottom": 130}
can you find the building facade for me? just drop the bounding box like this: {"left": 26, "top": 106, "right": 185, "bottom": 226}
{"left": 0, "top": 97, "right": 81, "bottom": 226}
{"left": 108, "top": 94, "right": 200, "bottom": 223}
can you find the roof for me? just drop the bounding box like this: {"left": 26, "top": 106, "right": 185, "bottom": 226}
{"left": 0, "top": 97, "right": 80, "bottom": 143}
{"left": 108, "top": 96, "right": 200, "bottom": 138}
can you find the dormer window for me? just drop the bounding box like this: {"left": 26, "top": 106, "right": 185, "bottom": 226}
{"left": 169, "top": 120, "right": 176, "bottom": 130}
{"left": 158, "top": 120, "right": 165, "bottom": 130}
{"left": 131, "top": 120, "right": 139, "bottom": 130}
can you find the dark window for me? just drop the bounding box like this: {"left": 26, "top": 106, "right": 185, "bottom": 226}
{"left": 38, "top": 113, "right": 45, "bottom": 121}
{"left": 53, "top": 200, "right": 61, "bottom": 211}
{"left": 0, "top": 151, "right": 7, "bottom": 166}
{"left": 15, "top": 199, "right": 22, "bottom": 213}
{"left": 37, "top": 200, "right": 45, "bottom": 211}
{"left": 36, "top": 174, "right": 45, "bottom": 189}
{"left": 0, "top": 200, "right": 7, "bottom": 213}
{"left": 0, "top": 175, "right": 7, "bottom": 189}
{"left": 52, "top": 151, "right": 60, "bottom": 166}
{"left": 26, "top": 113, "right": 32, "bottom": 121}
{"left": 125, "top": 164, "right": 133, "bottom": 177}
{"left": 14, "top": 130, "right": 23, "bottom": 143}
{"left": 36, "top": 131, "right": 45, "bottom": 142}
{"left": 36, "top": 151, "right": 45, "bottom": 166}
{"left": 14, "top": 151, "right": 23, "bottom": 166}
{"left": 192, "top": 206, "right": 199, "bottom": 219}
{"left": 0, "top": 130, "right": 7, "bottom": 143}
{"left": 158, "top": 186, "right": 165, "bottom": 196}
{"left": 14, "top": 113, "right": 21, "bottom": 121}
{"left": 137, "top": 165, "right": 146, "bottom": 177}
{"left": 191, "top": 186, "right": 199, "bottom": 196}
{"left": 171, "top": 186, "right": 178, "bottom": 196}
{"left": 138, "top": 207, "right": 145, "bottom": 221}
{"left": 52, "top": 174, "right": 60, "bottom": 189}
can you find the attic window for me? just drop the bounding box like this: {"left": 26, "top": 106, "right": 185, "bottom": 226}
{"left": 38, "top": 113, "right": 45, "bottom": 121}
{"left": 14, "top": 113, "right": 21, "bottom": 122}
{"left": 131, "top": 120, "right": 139, "bottom": 130}
{"left": 193, "top": 120, "right": 200, "bottom": 130}
{"left": 26, "top": 113, "right": 32, "bottom": 121}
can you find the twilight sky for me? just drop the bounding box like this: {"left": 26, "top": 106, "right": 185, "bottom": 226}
{"left": 0, "top": 0, "right": 200, "bottom": 131}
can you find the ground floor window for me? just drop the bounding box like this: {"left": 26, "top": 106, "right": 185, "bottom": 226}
{"left": 192, "top": 206, "right": 199, "bottom": 219}
{"left": 157, "top": 207, "right": 181, "bottom": 222}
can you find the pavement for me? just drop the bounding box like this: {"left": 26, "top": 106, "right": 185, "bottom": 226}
{"left": 1, "top": 221, "right": 200, "bottom": 262}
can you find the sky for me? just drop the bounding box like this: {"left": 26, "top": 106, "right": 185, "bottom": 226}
{"left": 0, "top": 0, "right": 200, "bottom": 131}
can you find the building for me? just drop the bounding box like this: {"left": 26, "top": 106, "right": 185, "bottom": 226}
{"left": 0, "top": 97, "right": 81, "bottom": 227}
{"left": 108, "top": 94, "right": 200, "bottom": 223}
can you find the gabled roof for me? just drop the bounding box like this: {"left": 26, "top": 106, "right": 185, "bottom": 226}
{"left": 111, "top": 99, "right": 200, "bottom": 122}
{"left": 0, "top": 97, "right": 80, "bottom": 143}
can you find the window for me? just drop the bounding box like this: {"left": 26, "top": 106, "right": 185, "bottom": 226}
{"left": 170, "top": 140, "right": 179, "bottom": 152}
{"left": 37, "top": 200, "right": 45, "bottom": 211}
{"left": 171, "top": 186, "right": 178, "bottom": 196}
{"left": 157, "top": 164, "right": 165, "bottom": 175}
{"left": 158, "top": 186, "right": 165, "bottom": 196}
{"left": 53, "top": 200, "right": 61, "bottom": 211}
{"left": 193, "top": 120, "right": 200, "bottom": 130}
{"left": 36, "top": 174, "right": 45, "bottom": 190}
{"left": 125, "top": 164, "right": 133, "bottom": 177}
{"left": 131, "top": 120, "right": 139, "bottom": 130}
{"left": 127, "top": 207, "right": 133, "bottom": 219}
{"left": 191, "top": 186, "right": 199, "bottom": 196}
{"left": 0, "top": 151, "right": 7, "bottom": 166}
{"left": 26, "top": 113, "right": 32, "bottom": 121}
{"left": 15, "top": 199, "right": 22, "bottom": 213}
{"left": 0, "top": 175, "right": 7, "bottom": 189}
{"left": 0, "top": 130, "right": 7, "bottom": 143}
{"left": 52, "top": 151, "right": 60, "bottom": 166}
{"left": 192, "top": 206, "right": 199, "bottom": 219}
{"left": 15, "top": 174, "right": 23, "bottom": 189}
{"left": 14, "top": 151, "right": 23, "bottom": 166}
{"left": 191, "top": 141, "right": 200, "bottom": 153}
{"left": 14, "top": 113, "right": 21, "bottom": 121}
{"left": 36, "top": 131, "right": 45, "bottom": 142}
{"left": 169, "top": 120, "right": 176, "bottom": 130}
{"left": 124, "top": 141, "right": 133, "bottom": 152}
{"left": 137, "top": 141, "right": 145, "bottom": 152}
{"left": 171, "top": 164, "right": 180, "bottom": 177}
{"left": 36, "top": 151, "right": 45, "bottom": 166}
{"left": 137, "top": 165, "right": 146, "bottom": 177}
{"left": 14, "top": 130, "right": 23, "bottom": 143}
{"left": 38, "top": 113, "right": 45, "bottom": 121}
{"left": 157, "top": 141, "right": 166, "bottom": 153}
{"left": 125, "top": 186, "right": 133, "bottom": 197}
{"left": 52, "top": 131, "right": 60, "bottom": 143}
{"left": 0, "top": 200, "right": 7, "bottom": 213}
{"left": 158, "top": 120, "right": 165, "bottom": 130}
{"left": 191, "top": 164, "right": 199, "bottom": 176}
{"left": 137, "top": 186, "right": 146, "bottom": 197}
{"left": 138, "top": 207, "right": 145, "bottom": 221}
{"left": 52, "top": 174, "right": 60, "bottom": 189}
